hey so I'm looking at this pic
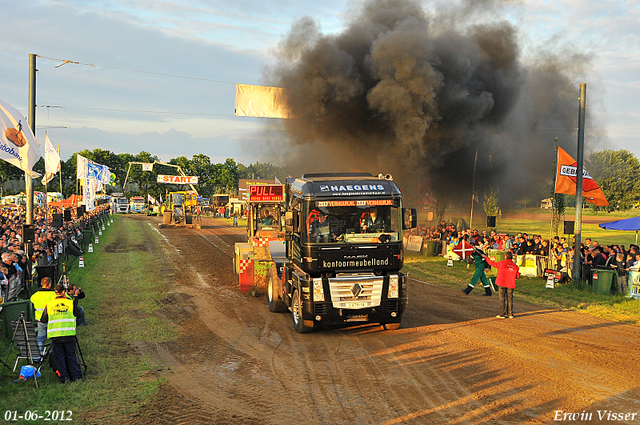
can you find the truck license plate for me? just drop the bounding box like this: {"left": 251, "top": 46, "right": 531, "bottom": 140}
{"left": 344, "top": 302, "right": 371, "bottom": 308}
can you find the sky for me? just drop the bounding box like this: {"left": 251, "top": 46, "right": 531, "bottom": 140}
{"left": 0, "top": 0, "right": 639, "bottom": 166}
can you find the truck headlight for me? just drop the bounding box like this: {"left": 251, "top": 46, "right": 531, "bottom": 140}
{"left": 313, "top": 278, "right": 325, "bottom": 302}
{"left": 388, "top": 275, "right": 399, "bottom": 299}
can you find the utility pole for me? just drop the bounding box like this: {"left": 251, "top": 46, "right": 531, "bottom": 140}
{"left": 27, "top": 53, "right": 36, "bottom": 226}
{"left": 573, "top": 83, "right": 586, "bottom": 283}
{"left": 26, "top": 53, "right": 37, "bottom": 289}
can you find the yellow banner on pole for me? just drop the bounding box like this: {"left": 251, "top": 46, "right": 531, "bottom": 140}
{"left": 234, "top": 84, "right": 292, "bottom": 119}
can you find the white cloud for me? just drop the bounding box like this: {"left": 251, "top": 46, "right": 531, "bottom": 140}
{"left": 0, "top": 0, "right": 639, "bottom": 168}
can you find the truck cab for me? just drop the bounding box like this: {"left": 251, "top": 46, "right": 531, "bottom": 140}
{"left": 110, "top": 193, "right": 129, "bottom": 214}
{"left": 129, "top": 196, "right": 145, "bottom": 213}
{"left": 268, "top": 173, "right": 417, "bottom": 333}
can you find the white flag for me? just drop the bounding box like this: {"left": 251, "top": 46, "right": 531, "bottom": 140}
{"left": 41, "top": 132, "right": 60, "bottom": 185}
{"left": 148, "top": 194, "right": 157, "bottom": 205}
{"left": 83, "top": 180, "right": 95, "bottom": 211}
{"left": 142, "top": 163, "right": 153, "bottom": 171}
{"left": 0, "top": 99, "right": 41, "bottom": 177}
{"left": 77, "top": 154, "right": 88, "bottom": 180}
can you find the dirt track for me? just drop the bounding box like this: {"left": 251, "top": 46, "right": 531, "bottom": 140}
{"left": 122, "top": 215, "right": 640, "bottom": 425}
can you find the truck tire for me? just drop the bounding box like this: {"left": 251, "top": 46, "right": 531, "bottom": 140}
{"left": 267, "top": 272, "right": 287, "bottom": 313}
{"left": 292, "top": 289, "right": 313, "bottom": 333}
{"left": 381, "top": 322, "right": 401, "bottom": 330}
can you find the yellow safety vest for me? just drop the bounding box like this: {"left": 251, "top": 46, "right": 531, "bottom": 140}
{"left": 31, "top": 289, "right": 57, "bottom": 321}
{"left": 45, "top": 297, "right": 77, "bottom": 338}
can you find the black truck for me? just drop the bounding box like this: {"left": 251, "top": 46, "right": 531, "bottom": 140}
{"left": 267, "top": 173, "right": 417, "bottom": 333}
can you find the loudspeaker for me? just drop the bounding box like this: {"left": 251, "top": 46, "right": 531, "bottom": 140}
{"left": 77, "top": 206, "right": 84, "bottom": 218}
{"left": 487, "top": 216, "right": 496, "bottom": 228}
{"left": 66, "top": 238, "right": 84, "bottom": 257}
{"left": 22, "top": 224, "right": 35, "bottom": 243}
{"left": 52, "top": 213, "right": 63, "bottom": 228}
{"left": 564, "top": 220, "right": 575, "bottom": 234}
{"left": 35, "top": 264, "right": 58, "bottom": 286}
{"left": 64, "top": 209, "right": 72, "bottom": 222}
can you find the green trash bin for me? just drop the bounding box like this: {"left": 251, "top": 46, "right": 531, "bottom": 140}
{"left": 591, "top": 269, "right": 614, "bottom": 295}
{"left": 488, "top": 250, "right": 505, "bottom": 262}
{"left": 1, "top": 299, "right": 34, "bottom": 339}
{"left": 82, "top": 230, "right": 94, "bottom": 248}
{"left": 423, "top": 240, "right": 437, "bottom": 257}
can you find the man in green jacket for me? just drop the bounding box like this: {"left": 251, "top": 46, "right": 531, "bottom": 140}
{"left": 462, "top": 244, "right": 493, "bottom": 296}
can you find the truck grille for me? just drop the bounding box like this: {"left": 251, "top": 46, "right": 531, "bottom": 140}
{"left": 385, "top": 299, "right": 399, "bottom": 311}
{"left": 328, "top": 275, "right": 383, "bottom": 309}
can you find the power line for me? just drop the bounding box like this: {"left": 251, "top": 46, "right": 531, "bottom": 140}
{"left": 37, "top": 55, "right": 237, "bottom": 85}
{"left": 36, "top": 104, "right": 236, "bottom": 118}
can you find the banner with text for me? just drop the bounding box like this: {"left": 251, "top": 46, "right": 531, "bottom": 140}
{"left": 157, "top": 174, "right": 199, "bottom": 185}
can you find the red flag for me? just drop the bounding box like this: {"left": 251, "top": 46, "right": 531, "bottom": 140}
{"left": 554, "top": 146, "right": 609, "bottom": 206}
{"left": 453, "top": 241, "right": 475, "bottom": 259}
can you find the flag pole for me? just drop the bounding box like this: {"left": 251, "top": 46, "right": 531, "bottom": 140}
{"left": 58, "top": 144, "right": 62, "bottom": 198}
{"left": 44, "top": 131, "right": 48, "bottom": 212}
{"left": 469, "top": 149, "right": 478, "bottom": 229}
{"left": 550, "top": 142, "right": 558, "bottom": 270}
{"left": 573, "top": 83, "right": 587, "bottom": 283}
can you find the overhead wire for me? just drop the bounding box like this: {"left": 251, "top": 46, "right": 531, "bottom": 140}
{"left": 35, "top": 104, "right": 235, "bottom": 118}
{"left": 37, "top": 55, "right": 236, "bottom": 85}
{"left": 35, "top": 54, "right": 239, "bottom": 118}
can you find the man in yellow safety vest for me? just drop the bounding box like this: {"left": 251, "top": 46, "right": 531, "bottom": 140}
{"left": 30, "top": 277, "right": 57, "bottom": 355}
{"left": 40, "top": 284, "right": 83, "bottom": 383}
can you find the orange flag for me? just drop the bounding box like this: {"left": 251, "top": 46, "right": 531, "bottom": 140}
{"left": 554, "top": 146, "right": 609, "bottom": 206}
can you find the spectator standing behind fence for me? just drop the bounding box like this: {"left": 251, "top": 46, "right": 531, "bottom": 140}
{"left": 0, "top": 267, "right": 7, "bottom": 301}
{"left": 40, "top": 284, "right": 83, "bottom": 384}
{"left": 461, "top": 244, "right": 492, "bottom": 296}
{"left": 483, "top": 251, "right": 520, "bottom": 319}
{"left": 613, "top": 252, "right": 628, "bottom": 293}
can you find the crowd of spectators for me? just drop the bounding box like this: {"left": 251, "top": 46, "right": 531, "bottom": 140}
{"left": 405, "top": 220, "right": 640, "bottom": 289}
{"left": 0, "top": 202, "right": 110, "bottom": 302}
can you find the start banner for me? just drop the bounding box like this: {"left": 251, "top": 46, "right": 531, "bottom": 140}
{"left": 157, "top": 174, "right": 199, "bottom": 185}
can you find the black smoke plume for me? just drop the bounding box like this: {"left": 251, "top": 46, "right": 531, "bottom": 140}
{"left": 264, "top": 0, "right": 591, "bottom": 207}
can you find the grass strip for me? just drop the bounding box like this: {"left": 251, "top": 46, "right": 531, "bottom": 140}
{"left": 404, "top": 254, "right": 640, "bottom": 325}
{"left": 0, "top": 215, "right": 175, "bottom": 424}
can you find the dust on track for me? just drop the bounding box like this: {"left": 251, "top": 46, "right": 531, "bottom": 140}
{"left": 121, "top": 214, "right": 640, "bottom": 425}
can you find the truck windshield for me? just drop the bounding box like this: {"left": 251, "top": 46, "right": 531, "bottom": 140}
{"left": 305, "top": 200, "right": 400, "bottom": 244}
{"left": 257, "top": 206, "right": 281, "bottom": 231}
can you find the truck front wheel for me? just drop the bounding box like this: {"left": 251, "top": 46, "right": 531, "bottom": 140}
{"left": 381, "top": 322, "right": 401, "bottom": 330}
{"left": 292, "top": 289, "right": 313, "bottom": 333}
{"left": 267, "top": 272, "right": 287, "bottom": 313}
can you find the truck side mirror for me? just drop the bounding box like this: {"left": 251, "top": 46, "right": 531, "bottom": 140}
{"left": 285, "top": 211, "right": 294, "bottom": 233}
{"left": 402, "top": 208, "right": 418, "bottom": 230}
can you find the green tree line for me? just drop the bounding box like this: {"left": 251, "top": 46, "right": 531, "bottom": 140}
{"left": 0, "top": 150, "right": 287, "bottom": 201}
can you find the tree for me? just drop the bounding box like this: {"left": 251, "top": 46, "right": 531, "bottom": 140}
{"left": 585, "top": 149, "right": 640, "bottom": 211}
{"left": 483, "top": 186, "right": 501, "bottom": 219}
{"left": 241, "top": 162, "right": 287, "bottom": 182}
{"left": 0, "top": 161, "right": 22, "bottom": 197}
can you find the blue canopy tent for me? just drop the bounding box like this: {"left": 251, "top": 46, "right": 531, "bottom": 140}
{"left": 599, "top": 216, "right": 640, "bottom": 245}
